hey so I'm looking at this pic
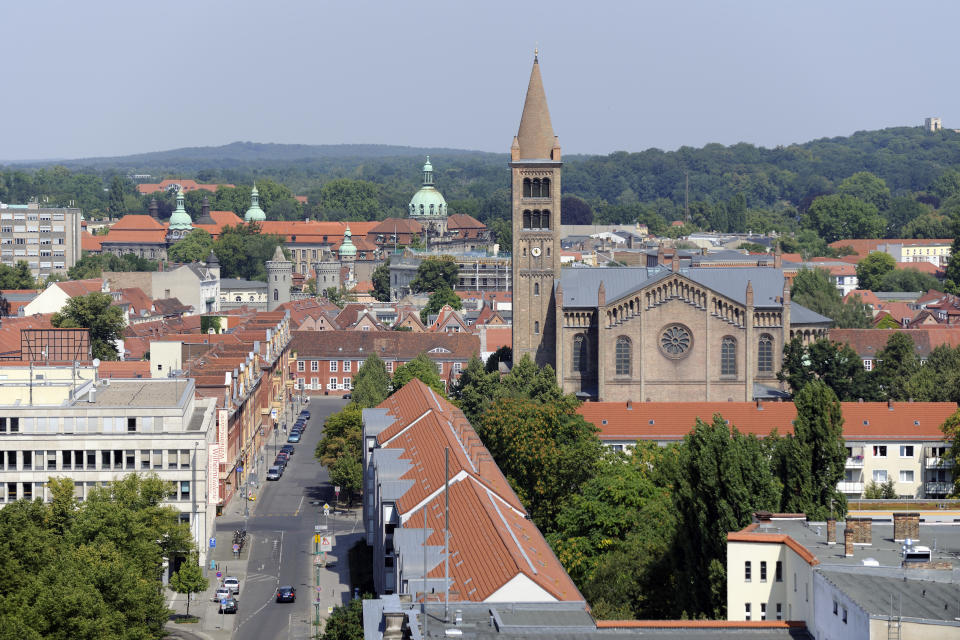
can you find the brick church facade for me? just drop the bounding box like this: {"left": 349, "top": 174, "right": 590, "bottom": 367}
{"left": 509, "top": 55, "right": 832, "bottom": 402}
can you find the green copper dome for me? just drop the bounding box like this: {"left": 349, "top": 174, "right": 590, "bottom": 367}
{"left": 339, "top": 225, "right": 357, "bottom": 257}
{"left": 408, "top": 156, "right": 447, "bottom": 218}
{"left": 168, "top": 187, "right": 193, "bottom": 231}
{"left": 244, "top": 183, "right": 266, "bottom": 222}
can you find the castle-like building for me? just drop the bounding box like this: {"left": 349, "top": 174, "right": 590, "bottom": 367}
{"left": 510, "top": 55, "right": 831, "bottom": 402}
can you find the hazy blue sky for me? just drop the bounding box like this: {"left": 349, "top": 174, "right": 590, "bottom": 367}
{"left": 4, "top": 1, "right": 959, "bottom": 160}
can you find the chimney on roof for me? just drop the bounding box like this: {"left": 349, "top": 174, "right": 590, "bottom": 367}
{"left": 844, "top": 526, "right": 855, "bottom": 557}
{"left": 893, "top": 512, "right": 920, "bottom": 542}
{"left": 827, "top": 518, "right": 836, "bottom": 545}
{"left": 626, "top": 399, "right": 632, "bottom": 410}
{"left": 671, "top": 252, "right": 680, "bottom": 272}
{"left": 148, "top": 198, "right": 159, "bottom": 219}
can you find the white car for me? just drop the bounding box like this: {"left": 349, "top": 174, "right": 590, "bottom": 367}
{"left": 223, "top": 577, "right": 240, "bottom": 595}
{"left": 213, "top": 586, "right": 232, "bottom": 602}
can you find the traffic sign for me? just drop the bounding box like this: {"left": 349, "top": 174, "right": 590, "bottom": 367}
{"left": 216, "top": 571, "right": 222, "bottom": 578}
{"left": 323, "top": 503, "right": 330, "bottom": 516}
{"left": 334, "top": 486, "right": 340, "bottom": 493}
{"left": 314, "top": 524, "right": 323, "bottom": 532}
{"left": 232, "top": 543, "right": 239, "bottom": 553}
{"left": 209, "top": 537, "right": 216, "bottom": 548}
{"left": 320, "top": 535, "right": 333, "bottom": 552}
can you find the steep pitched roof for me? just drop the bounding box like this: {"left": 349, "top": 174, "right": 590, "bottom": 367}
{"left": 829, "top": 328, "right": 960, "bottom": 359}
{"left": 290, "top": 330, "right": 479, "bottom": 361}
{"left": 81, "top": 233, "right": 103, "bottom": 252}
{"left": 446, "top": 213, "right": 485, "bottom": 229}
{"left": 515, "top": 56, "right": 557, "bottom": 160}
{"left": 368, "top": 218, "right": 423, "bottom": 235}
{"left": 110, "top": 215, "right": 166, "bottom": 232}
{"left": 57, "top": 279, "right": 102, "bottom": 298}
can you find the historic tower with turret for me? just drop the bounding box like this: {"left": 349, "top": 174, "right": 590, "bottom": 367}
{"left": 511, "top": 52, "right": 562, "bottom": 368}
{"left": 266, "top": 245, "right": 292, "bottom": 311}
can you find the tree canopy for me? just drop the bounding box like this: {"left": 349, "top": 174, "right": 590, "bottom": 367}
{"left": 212, "top": 223, "right": 286, "bottom": 281}
{"left": 67, "top": 253, "right": 158, "bottom": 280}
{"left": 409, "top": 256, "right": 458, "bottom": 293}
{"left": 51, "top": 291, "right": 125, "bottom": 361}
{"left": 391, "top": 352, "right": 444, "bottom": 395}
{"left": 168, "top": 228, "right": 214, "bottom": 263}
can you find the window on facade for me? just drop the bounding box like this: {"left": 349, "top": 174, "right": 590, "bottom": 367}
{"left": 873, "top": 469, "right": 888, "bottom": 482}
{"left": 343, "top": 360, "right": 351, "bottom": 372}
{"left": 523, "top": 178, "right": 532, "bottom": 198}
{"left": 297, "top": 361, "right": 305, "bottom": 372}
{"left": 744, "top": 603, "right": 751, "bottom": 621}
{"left": 721, "top": 337, "right": 736, "bottom": 375}
{"left": 572, "top": 334, "right": 587, "bottom": 373}
{"left": 330, "top": 361, "right": 337, "bottom": 372}
{"left": 523, "top": 210, "right": 531, "bottom": 229}
{"left": 330, "top": 377, "right": 338, "bottom": 389}
{"left": 760, "top": 561, "right": 767, "bottom": 582}
{"left": 615, "top": 336, "right": 631, "bottom": 376}
{"left": 863, "top": 359, "right": 873, "bottom": 371}
{"left": 541, "top": 178, "right": 550, "bottom": 197}
{"left": 873, "top": 445, "right": 887, "bottom": 457}
{"left": 311, "top": 361, "right": 319, "bottom": 372}
{"left": 343, "top": 377, "right": 351, "bottom": 389}
{"left": 168, "top": 450, "right": 178, "bottom": 469}
{"left": 833, "top": 600, "right": 838, "bottom": 615}
{"left": 534, "top": 321, "right": 539, "bottom": 335}
{"left": 744, "top": 561, "right": 751, "bottom": 582}
{"left": 775, "top": 560, "right": 783, "bottom": 582}
{"left": 179, "top": 481, "right": 190, "bottom": 501}
{"left": 899, "top": 445, "right": 914, "bottom": 457}
{"left": 842, "top": 607, "right": 847, "bottom": 623}
{"left": 900, "top": 470, "right": 914, "bottom": 482}
{"left": 534, "top": 282, "right": 539, "bottom": 296}
{"left": 776, "top": 603, "right": 782, "bottom": 620}
{"left": 760, "top": 603, "right": 766, "bottom": 621}
{"left": 758, "top": 334, "right": 774, "bottom": 373}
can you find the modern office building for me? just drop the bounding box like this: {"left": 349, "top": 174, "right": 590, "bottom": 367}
{"left": 0, "top": 204, "right": 83, "bottom": 280}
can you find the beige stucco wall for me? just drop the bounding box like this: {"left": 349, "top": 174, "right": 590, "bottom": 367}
{"left": 870, "top": 618, "right": 960, "bottom": 640}
{"left": 727, "top": 540, "right": 815, "bottom": 624}
{"left": 150, "top": 341, "right": 183, "bottom": 379}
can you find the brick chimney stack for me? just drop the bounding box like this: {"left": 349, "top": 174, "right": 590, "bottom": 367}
{"left": 893, "top": 512, "right": 920, "bottom": 542}
{"left": 827, "top": 518, "right": 836, "bottom": 545}
{"left": 844, "top": 527, "right": 855, "bottom": 557}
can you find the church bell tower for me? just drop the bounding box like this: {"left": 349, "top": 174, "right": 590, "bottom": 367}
{"left": 511, "top": 51, "right": 562, "bottom": 368}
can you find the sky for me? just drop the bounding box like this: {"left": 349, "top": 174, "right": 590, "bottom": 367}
{"left": 4, "top": 0, "right": 960, "bottom": 161}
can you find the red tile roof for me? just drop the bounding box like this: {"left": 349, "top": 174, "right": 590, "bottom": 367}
{"left": 895, "top": 261, "right": 942, "bottom": 275}
{"left": 98, "top": 361, "right": 150, "bottom": 379}
{"left": 57, "top": 279, "right": 103, "bottom": 298}
{"left": 110, "top": 215, "right": 166, "bottom": 232}
{"left": 81, "top": 233, "right": 103, "bottom": 252}
{"left": 830, "top": 328, "right": 960, "bottom": 359}
{"left": 368, "top": 218, "right": 423, "bottom": 234}
{"left": 829, "top": 238, "right": 951, "bottom": 257}
{"left": 447, "top": 213, "right": 485, "bottom": 229}
{"left": 578, "top": 400, "right": 958, "bottom": 442}
{"left": 353, "top": 280, "right": 373, "bottom": 293}
{"left": 728, "top": 525, "right": 819, "bottom": 566}
{"left": 101, "top": 230, "right": 168, "bottom": 245}
{"left": 194, "top": 211, "right": 244, "bottom": 239}
{"left": 136, "top": 179, "right": 233, "bottom": 195}
{"left": 257, "top": 221, "right": 379, "bottom": 244}
{"left": 843, "top": 290, "right": 882, "bottom": 306}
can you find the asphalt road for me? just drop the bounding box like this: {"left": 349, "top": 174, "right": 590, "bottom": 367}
{"left": 222, "top": 397, "right": 349, "bottom": 640}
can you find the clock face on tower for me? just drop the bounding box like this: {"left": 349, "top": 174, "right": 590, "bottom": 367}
{"left": 531, "top": 247, "right": 542, "bottom": 257}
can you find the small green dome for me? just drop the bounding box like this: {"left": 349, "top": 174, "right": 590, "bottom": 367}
{"left": 244, "top": 183, "right": 266, "bottom": 222}
{"left": 409, "top": 156, "right": 446, "bottom": 218}
{"left": 339, "top": 226, "right": 357, "bottom": 257}
{"left": 169, "top": 187, "right": 193, "bottom": 231}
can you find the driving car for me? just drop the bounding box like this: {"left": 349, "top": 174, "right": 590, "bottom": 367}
{"left": 276, "top": 585, "right": 296, "bottom": 602}
{"left": 266, "top": 466, "right": 282, "bottom": 481}
{"left": 223, "top": 576, "right": 240, "bottom": 595}
{"left": 219, "top": 596, "right": 238, "bottom": 614}
{"left": 287, "top": 432, "right": 301, "bottom": 443}
{"left": 213, "top": 586, "right": 232, "bottom": 602}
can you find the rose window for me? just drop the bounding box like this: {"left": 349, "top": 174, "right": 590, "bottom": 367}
{"left": 660, "top": 324, "right": 692, "bottom": 357}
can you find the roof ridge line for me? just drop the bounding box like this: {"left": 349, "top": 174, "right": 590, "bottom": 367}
{"left": 483, "top": 485, "right": 537, "bottom": 576}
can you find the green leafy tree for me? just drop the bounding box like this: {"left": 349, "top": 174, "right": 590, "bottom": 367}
{"left": 778, "top": 337, "right": 877, "bottom": 401}
{"left": 420, "top": 286, "right": 462, "bottom": 324}
{"left": 907, "top": 346, "right": 960, "bottom": 402}
{"left": 169, "top": 554, "right": 208, "bottom": 616}
{"left": 671, "top": 415, "right": 781, "bottom": 618}
{"left": 168, "top": 229, "right": 215, "bottom": 264}
{"left": 931, "top": 169, "right": 960, "bottom": 201}
{"left": 872, "top": 333, "right": 919, "bottom": 400}
{"left": 805, "top": 194, "right": 885, "bottom": 243}
{"left": 777, "top": 381, "right": 847, "bottom": 519}
{"left": 108, "top": 175, "right": 128, "bottom": 216}
{"left": 548, "top": 451, "right": 676, "bottom": 618}
{"left": 901, "top": 212, "right": 953, "bottom": 239}
{"left": 391, "top": 352, "right": 445, "bottom": 395}
{"left": 213, "top": 223, "right": 286, "bottom": 281}
{"left": 450, "top": 356, "right": 497, "bottom": 423}
{"left": 371, "top": 260, "right": 390, "bottom": 302}
{"left": 315, "top": 404, "right": 362, "bottom": 468}
{"left": 791, "top": 268, "right": 871, "bottom": 328}
{"left": 329, "top": 456, "right": 362, "bottom": 506}
{"left": 312, "top": 178, "right": 383, "bottom": 220}
{"left": 837, "top": 171, "right": 891, "bottom": 211}
{"left": 51, "top": 292, "right": 125, "bottom": 360}
{"left": 477, "top": 396, "right": 604, "bottom": 532}
{"left": 886, "top": 197, "right": 932, "bottom": 236}
{"left": 352, "top": 354, "right": 390, "bottom": 409}
{"left": 863, "top": 479, "right": 897, "bottom": 499}
{"left": 561, "top": 194, "right": 593, "bottom": 225}
{"left": 0, "top": 261, "right": 36, "bottom": 289}
{"left": 485, "top": 345, "right": 512, "bottom": 373}
{"left": 877, "top": 268, "right": 941, "bottom": 293}
{"left": 855, "top": 251, "right": 896, "bottom": 291}
{"left": 943, "top": 227, "right": 960, "bottom": 293}
{"left": 409, "top": 255, "right": 458, "bottom": 292}
{"left": 321, "top": 596, "right": 364, "bottom": 640}
{"left": 68, "top": 253, "right": 158, "bottom": 279}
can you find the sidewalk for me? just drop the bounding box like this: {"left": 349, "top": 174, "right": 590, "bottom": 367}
{"left": 306, "top": 514, "right": 363, "bottom": 638}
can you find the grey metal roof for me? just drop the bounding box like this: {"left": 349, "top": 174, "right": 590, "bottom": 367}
{"left": 819, "top": 569, "right": 960, "bottom": 622}
{"left": 558, "top": 266, "right": 831, "bottom": 325}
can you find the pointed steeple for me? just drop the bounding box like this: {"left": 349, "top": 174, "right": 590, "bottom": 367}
{"left": 516, "top": 53, "right": 557, "bottom": 160}
{"left": 168, "top": 186, "right": 193, "bottom": 231}
{"left": 244, "top": 182, "right": 266, "bottom": 222}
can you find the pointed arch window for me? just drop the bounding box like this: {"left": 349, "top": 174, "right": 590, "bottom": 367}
{"left": 721, "top": 336, "right": 737, "bottom": 376}
{"left": 534, "top": 282, "right": 540, "bottom": 296}
{"left": 573, "top": 334, "right": 587, "bottom": 373}
{"left": 615, "top": 336, "right": 632, "bottom": 376}
{"left": 758, "top": 334, "right": 774, "bottom": 373}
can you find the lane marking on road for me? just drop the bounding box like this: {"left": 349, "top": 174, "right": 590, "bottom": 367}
{"left": 295, "top": 495, "right": 304, "bottom": 517}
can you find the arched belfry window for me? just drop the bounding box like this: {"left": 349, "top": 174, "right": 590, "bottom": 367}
{"left": 523, "top": 178, "right": 532, "bottom": 198}
{"left": 615, "top": 336, "right": 631, "bottom": 376}
{"left": 721, "top": 336, "right": 737, "bottom": 376}
{"left": 532, "top": 178, "right": 542, "bottom": 197}
{"left": 758, "top": 334, "right": 774, "bottom": 373}
{"left": 534, "top": 282, "right": 540, "bottom": 296}
{"left": 523, "top": 210, "right": 532, "bottom": 229}
{"left": 542, "top": 178, "right": 550, "bottom": 197}
{"left": 541, "top": 210, "right": 550, "bottom": 229}
{"left": 573, "top": 334, "right": 587, "bottom": 373}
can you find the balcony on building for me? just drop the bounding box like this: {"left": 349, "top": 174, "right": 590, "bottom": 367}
{"left": 837, "top": 481, "right": 865, "bottom": 494}
{"left": 845, "top": 447, "right": 865, "bottom": 468}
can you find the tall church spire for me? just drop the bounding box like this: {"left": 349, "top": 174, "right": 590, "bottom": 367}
{"left": 515, "top": 53, "right": 557, "bottom": 160}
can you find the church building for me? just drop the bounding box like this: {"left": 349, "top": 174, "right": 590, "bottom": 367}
{"left": 509, "top": 54, "right": 832, "bottom": 402}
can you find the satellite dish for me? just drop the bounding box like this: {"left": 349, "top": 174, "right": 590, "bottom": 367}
{"left": 92, "top": 358, "right": 101, "bottom": 368}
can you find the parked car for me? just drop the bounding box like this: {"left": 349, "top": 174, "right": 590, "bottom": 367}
{"left": 219, "top": 596, "right": 238, "bottom": 614}
{"left": 343, "top": 393, "right": 352, "bottom": 400}
{"left": 300, "top": 411, "right": 310, "bottom": 419}
{"left": 213, "top": 586, "right": 232, "bottom": 602}
{"left": 266, "top": 466, "right": 282, "bottom": 481}
{"left": 276, "top": 585, "right": 296, "bottom": 603}
{"left": 223, "top": 577, "right": 240, "bottom": 595}
{"left": 287, "top": 432, "right": 301, "bottom": 443}
{"left": 276, "top": 451, "right": 289, "bottom": 462}
{"left": 280, "top": 445, "right": 295, "bottom": 456}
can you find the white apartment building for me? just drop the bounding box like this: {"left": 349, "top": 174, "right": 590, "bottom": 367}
{"left": 0, "top": 365, "right": 218, "bottom": 566}
{"left": 0, "top": 204, "right": 83, "bottom": 280}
